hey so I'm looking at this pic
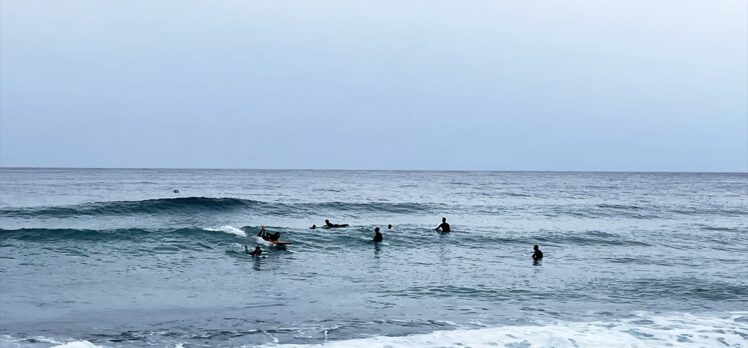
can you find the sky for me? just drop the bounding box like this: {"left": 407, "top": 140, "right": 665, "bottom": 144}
{"left": 1, "top": 0, "right": 746, "bottom": 171}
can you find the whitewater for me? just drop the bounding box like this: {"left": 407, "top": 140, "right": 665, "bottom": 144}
{"left": 1, "top": 168, "right": 746, "bottom": 347}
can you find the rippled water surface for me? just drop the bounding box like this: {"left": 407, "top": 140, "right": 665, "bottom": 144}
{"left": 1, "top": 169, "right": 746, "bottom": 347}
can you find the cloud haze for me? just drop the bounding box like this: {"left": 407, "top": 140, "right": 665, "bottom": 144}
{"left": 1, "top": 0, "right": 746, "bottom": 171}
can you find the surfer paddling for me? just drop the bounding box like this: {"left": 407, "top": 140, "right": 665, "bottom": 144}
{"left": 257, "top": 225, "right": 281, "bottom": 241}
{"left": 323, "top": 219, "right": 349, "bottom": 229}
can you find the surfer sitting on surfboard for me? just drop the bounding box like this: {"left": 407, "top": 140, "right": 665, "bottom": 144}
{"left": 434, "top": 217, "right": 451, "bottom": 232}
{"left": 324, "top": 219, "right": 349, "bottom": 229}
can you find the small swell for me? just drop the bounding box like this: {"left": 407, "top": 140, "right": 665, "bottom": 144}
{"left": 0, "top": 197, "right": 440, "bottom": 219}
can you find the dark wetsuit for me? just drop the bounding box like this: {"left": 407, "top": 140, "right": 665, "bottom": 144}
{"left": 247, "top": 246, "right": 262, "bottom": 257}
{"left": 373, "top": 232, "right": 383, "bottom": 242}
{"left": 258, "top": 229, "right": 280, "bottom": 241}
{"left": 437, "top": 222, "right": 451, "bottom": 232}
{"left": 532, "top": 249, "right": 543, "bottom": 261}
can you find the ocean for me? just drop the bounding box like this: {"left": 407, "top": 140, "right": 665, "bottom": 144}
{"left": 0, "top": 168, "right": 746, "bottom": 347}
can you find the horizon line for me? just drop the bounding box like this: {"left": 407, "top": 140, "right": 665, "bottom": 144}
{"left": 0, "top": 165, "right": 746, "bottom": 175}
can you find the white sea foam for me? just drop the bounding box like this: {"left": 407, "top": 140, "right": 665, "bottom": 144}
{"left": 52, "top": 341, "right": 102, "bottom": 348}
{"left": 255, "top": 236, "right": 272, "bottom": 246}
{"left": 203, "top": 225, "right": 247, "bottom": 237}
{"left": 0, "top": 337, "right": 109, "bottom": 348}
{"left": 265, "top": 312, "right": 748, "bottom": 348}
{"left": 0, "top": 335, "right": 66, "bottom": 347}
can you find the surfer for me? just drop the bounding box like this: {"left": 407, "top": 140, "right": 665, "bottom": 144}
{"left": 324, "top": 219, "right": 349, "bottom": 228}
{"left": 310, "top": 224, "right": 317, "bottom": 229}
{"left": 257, "top": 225, "right": 281, "bottom": 241}
{"left": 373, "top": 227, "right": 383, "bottom": 242}
{"left": 387, "top": 224, "right": 393, "bottom": 230}
{"left": 245, "top": 245, "right": 263, "bottom": 257}
{"left": 434, "top": 217, "right": 451, "bottom": 232}
{"left": 532, "top": 245, "right": 544, "bottom": 261}
{"left": 269, "top": 232, "right": 281, "bottom": 241}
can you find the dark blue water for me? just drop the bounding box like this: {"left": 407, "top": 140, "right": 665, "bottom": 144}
{"left": 1, "top": 168, "right": 747, "bottom": 347}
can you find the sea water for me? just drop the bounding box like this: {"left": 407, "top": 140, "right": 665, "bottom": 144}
{"left": 0, "top": 168, "right": 746, "bottom": 347}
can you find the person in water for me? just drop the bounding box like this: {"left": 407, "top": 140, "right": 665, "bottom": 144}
{"left": 532, "top": 245, "right": 544, "bottom": 261}
{"left": 435, "top": 217, "right": 451, "bottom": 232}
{"left": 387, "top": 224, "right": 393, "bottom": 230}
{"left": 245, "top": 245, "right": 263, "bottom": 257}
{"left": 310, "top": 224, "right": 317, "bottom": 229}
{"left": 269, "top": 232, "right": 281, "bottom": 241}
{"left": 257, "top": 225, "right": 281, "bottom": 241}
{"left": 373, "top": 227, "right": 383, "bottom": 242}
{"left": 324, "top": 219, "right": 349, "bottom": 228}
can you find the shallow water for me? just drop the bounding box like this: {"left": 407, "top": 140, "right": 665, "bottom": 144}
{"left": 1, "top": 168, "right": 746, "bottom": 347}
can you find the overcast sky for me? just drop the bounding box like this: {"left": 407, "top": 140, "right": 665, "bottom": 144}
{"left": 1, "top": 0, "right": 746, "bottom": 171}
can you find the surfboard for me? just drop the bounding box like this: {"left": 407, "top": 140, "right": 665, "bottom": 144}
{"left": 322, "top": 224, "right": 349, "bottom": 229}
{"left": 254, "top": 235, "right": 291, "bottom": 247}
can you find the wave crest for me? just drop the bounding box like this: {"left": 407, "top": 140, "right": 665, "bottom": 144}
{"left": 0, "top": 197, "right": 437, "bottom": 218}
{"left": 270, "top": 312, "right": 748, "bottom": 348}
